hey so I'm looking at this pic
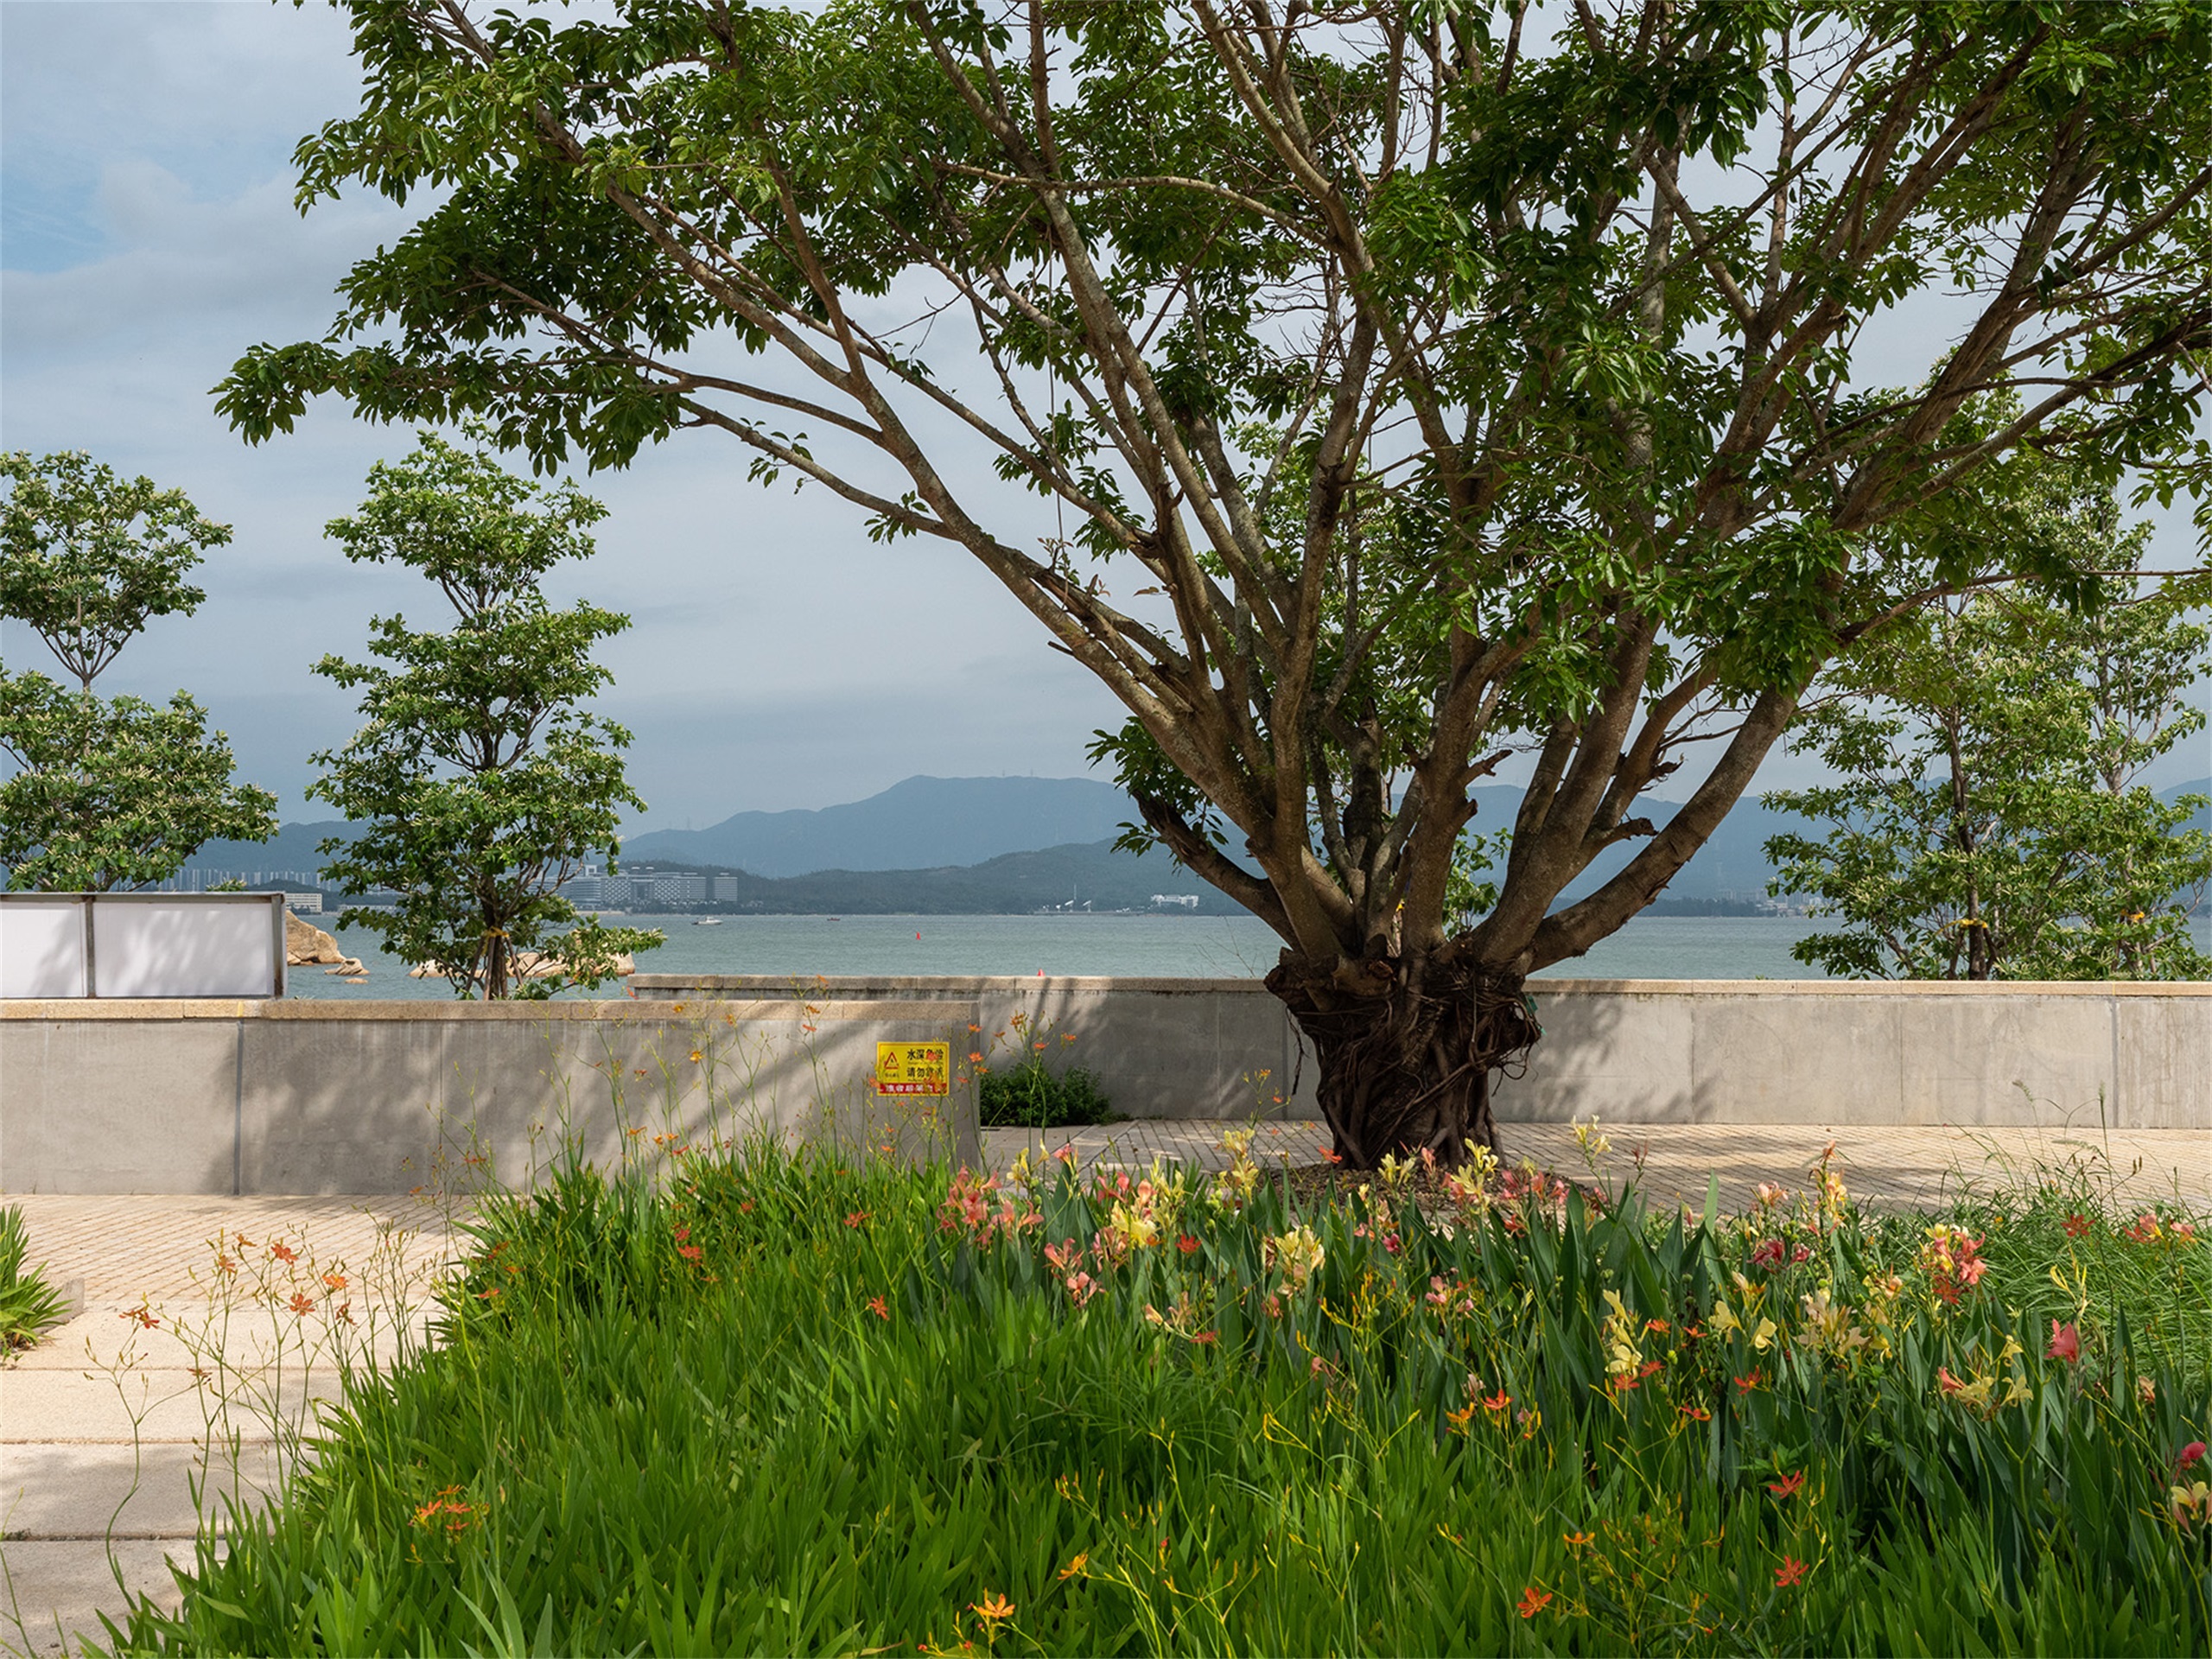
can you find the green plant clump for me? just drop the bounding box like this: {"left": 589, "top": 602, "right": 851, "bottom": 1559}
{"left": 107, "top": 1142, "right": 2211, "bottom": 1656}
{"left": 977, "top": 1055, "right": 1117, "bottom": 1129}
{"left": 0, "top": 1203, "right": 70, "bottom": 1350}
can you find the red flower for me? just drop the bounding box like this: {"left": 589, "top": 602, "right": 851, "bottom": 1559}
{"left": 844, "top": 1211, "right": 871, "bottom": 1229}
{"left": 673, "top": 1224, "right": 690, "bottom": 1243}
{"left": 1321, "top": 1147, "right": 1344, "bottom": 1165}
{"left": 2180, "top": 1440, "right": 2208, "bottom": 1470}
{"left": 1680, "top": 1403, "right": 1712, "bottom": 1421}
{"left": 1516, "top": 1587, "right": 1553, "bottom": 1618}
{"left": 867, "top": 1294, "right": 889, "bottom": 1321}
{"left": 1773, "top": 1555, "right": 1808, "bottom": 1588}
{"left": 1733, "top": 1370, "right": 1763, "bottom": 1394}
{"left": 2063, "top": 1214, "right": 2092, "bottom": 1239}
{"left": 1177, "top": 1235, "right": 1200, "bottom": 1255}
{"left": 1751, "top": 1238, "right": 1786, "bottom": 1269}
{"left": 678, "top": 1244, "right": 702, "bottom": 1262}
{"left": 2044, "top": 1320, "right": 2081, "bottom": 1363}
{"left": 1484, "top": 1389, "right": 1512, "bottom": 1413}
{"left": 1766, "top": 1469, "right": 1805, "bottom": 1499}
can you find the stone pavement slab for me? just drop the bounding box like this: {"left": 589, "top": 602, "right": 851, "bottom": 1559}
{"left": 2, "top": 1197, "right": 454, "bottom": 1659}
{"left": 978, "top": 1119, "right": 2212, "bottom": 1212}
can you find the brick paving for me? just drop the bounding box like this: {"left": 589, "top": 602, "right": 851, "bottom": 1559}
{"left": 979, "top": 1119, "right": 2212, "bottom": 1212}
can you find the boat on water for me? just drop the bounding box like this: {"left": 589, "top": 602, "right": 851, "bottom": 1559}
{"left": 693, "top": 917, "right": 723, "bottom": 926}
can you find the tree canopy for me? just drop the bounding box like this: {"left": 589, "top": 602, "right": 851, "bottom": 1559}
{"left": 221, "top": 0, "right": 2212, "bottom": 1156}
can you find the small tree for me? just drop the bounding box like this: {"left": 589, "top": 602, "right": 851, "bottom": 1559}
{"left": 1765, "top": 485, "right": 2211, "bottom": 980}
{"left": 0, "top": 451, "right": 275, "bottom": 891}
{"left": 311, "top": 429, "right": 661, "bottom": 999}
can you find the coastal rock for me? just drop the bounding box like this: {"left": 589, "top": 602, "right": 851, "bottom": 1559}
{"left": 409, "top": 950, "right": 636, "bottom": 981}
{"left": 284, "top": 911, "right": 352, "bottom": 968}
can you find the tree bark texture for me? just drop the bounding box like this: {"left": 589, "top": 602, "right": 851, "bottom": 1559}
{"left": 1266, "top": 950, "right": 1541, "bottom": 1167}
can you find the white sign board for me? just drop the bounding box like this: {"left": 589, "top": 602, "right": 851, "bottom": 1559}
{"left": 0, "top": 893, "right": 286, "bottom": 998}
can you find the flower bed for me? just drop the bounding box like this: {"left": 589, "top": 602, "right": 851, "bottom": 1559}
{"left": 107, "top": 1135, "right": 2210, "bottom": 1655}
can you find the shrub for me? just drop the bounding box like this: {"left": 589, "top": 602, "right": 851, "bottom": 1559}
{"left": 0, "top": 1204, "right": 69, "bottom": 1350}
{"left": 977, "top": 1055, "right": 1116, "bottom": 1128}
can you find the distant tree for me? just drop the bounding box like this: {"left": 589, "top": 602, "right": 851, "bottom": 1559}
{"left": 219, "top": 1, "right": 2212, "bottom": 1160}
{"left": 0, "top": 451, "right": 274, "bottom": 891}
{"left": 1765, "top": 484, "right": 2211, "bottom": 980}
{"left": 311, "top": 429, "right": 661, "bottom": 999}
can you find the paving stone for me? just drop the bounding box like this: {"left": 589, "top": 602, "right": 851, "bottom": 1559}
{"left": 0, "top": 1538, "right": 200, "bottom": 1659}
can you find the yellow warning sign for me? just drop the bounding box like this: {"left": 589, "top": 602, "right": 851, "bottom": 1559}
{"left": 874, "top": 1041, "right": 950, "bottom": 1096}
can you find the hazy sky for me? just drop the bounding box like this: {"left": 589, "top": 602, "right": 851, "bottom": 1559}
{"left": 4, "top": 2, "right": 2206, "bottom": 836}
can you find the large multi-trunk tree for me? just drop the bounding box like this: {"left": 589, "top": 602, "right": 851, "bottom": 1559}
{"left": 225, "top": 1, "right": 2212, "bottom": 1164}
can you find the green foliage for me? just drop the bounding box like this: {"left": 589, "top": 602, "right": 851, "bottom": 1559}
{"left": 0, "top": 677, "right": 277, "bottom": 893}
{"left": 106, "top": 1143, "right": 2212, "bottom": 1655}
{"left": 0, "top": 450, "right": 227, "bottom": 693}
{"left": 1766, "top": 482, "right": 2211, "bottom": 980}
{"left": 0, "top": 1203, "right": 69, "bottom": 1350}
{"left": 212, "top": 0, "right": 2212, "bottom": 995}
{"left": 0, "top": 451, "right": 274, "bottom": 891}
{"left": 977, "top": 1057, "right": 1116, "bottom": 1129}
{"left": 309, "top": 429, "right": 660, "bottom": 998}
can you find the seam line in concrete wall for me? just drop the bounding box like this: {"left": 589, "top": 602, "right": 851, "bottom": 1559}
{"left": 232, "top": 1015, "right": 244, "bottom": 1198}
{"left": 2107, "top": 993, "right": 2120, "bottom": 1128}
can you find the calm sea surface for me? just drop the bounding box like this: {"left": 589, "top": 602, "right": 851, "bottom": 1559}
{"left": 281, "top": 910, "right": 2209, "bottom": 999}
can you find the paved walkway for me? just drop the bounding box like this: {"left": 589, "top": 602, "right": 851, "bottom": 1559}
{"left": 2, "top": 1198, "right": 461, "bottom": 1658}
{"left": 981, "top": 1119, "right": 2212, "bottom": 1211}
{"left": 6, "top": 1122, "right": 2206, "bottom": 1653}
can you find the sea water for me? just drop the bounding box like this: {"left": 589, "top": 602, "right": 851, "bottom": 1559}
{"left": 275, "top": 910, "right": 2022, "bottom": 999}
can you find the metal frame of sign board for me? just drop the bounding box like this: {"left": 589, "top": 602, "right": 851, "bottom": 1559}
{"left": 0, "top": 892, "right": 287, "bottom": 999}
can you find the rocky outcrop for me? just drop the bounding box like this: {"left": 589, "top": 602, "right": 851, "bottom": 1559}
{"left": 284, "top": 910, "right": 365, "bottom": 979}
{"left": 409, "top": 950, "right": 635, "bottom": 982}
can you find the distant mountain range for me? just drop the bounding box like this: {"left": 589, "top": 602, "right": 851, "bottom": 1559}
{"left": 623, "top": 775, "right": 1134, "bottom": 876}
{"left": 174, "top": 773, "right": 2212, "bottom": 911}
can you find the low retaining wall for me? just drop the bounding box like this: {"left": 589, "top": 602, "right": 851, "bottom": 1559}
{"left": 3, "top": 979, "right": 2202, "bottom": 1193}
{"left": 0, "top": 998, "right": 982, "bottom": 1196}
{"left": 642, "top": 976, "right": 2210, "bottom": 1132}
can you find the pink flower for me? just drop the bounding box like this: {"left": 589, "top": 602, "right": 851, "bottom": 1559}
{"left": 2181, "top": 1440, "right": 2208, "bottom": 1470}
{"left": 1751, "top": 1238, "right": 1786, "bottom": 1269}
{"left": 2044, "top": 1320, "right": 2081, "bottom": 1364}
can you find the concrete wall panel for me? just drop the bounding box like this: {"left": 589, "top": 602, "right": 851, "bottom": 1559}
{"left": 6, "top": 980, "right": 2206, "bottom": 1193}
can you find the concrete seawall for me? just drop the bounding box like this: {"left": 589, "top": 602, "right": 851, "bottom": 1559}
{"left": 3, "top": 979, "right": 2203, "bottom": 1193}
{"left": 1, "top": 997, "right": 982, "bottom": 1196}
{"left": 634, "top": 975, "right": 2211, "bottom": 1133}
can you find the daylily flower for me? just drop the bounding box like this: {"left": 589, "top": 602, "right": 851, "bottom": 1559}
{"left": 1767, "top": 1469, "right": 1805, "bottom": 1498}
{"left": 1773, "top": 1555, "right": 1808, "bottom": 1588}
{"left": 2045, "top": 1320, "right": 2082, "bottom": 1363}
{"left": 1516, "top": 1587, "right": 1553, "bottom": 1618}
{"left": 2064, "top": 1214, "right": 2092, "bottom": 1239}
{"left": 1177, "top": 1234, "right": 1199, "bottom": 1255}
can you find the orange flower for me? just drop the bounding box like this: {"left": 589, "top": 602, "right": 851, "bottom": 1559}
{"left": 1733, "top": 1370, "right": 1763, "bottom": 1394}
{"left": 1562, "top": 1530, "right": 1594, "bottom": 1548}
{"left": 868, "top": 1294, "right": 890, "bottom": 1320}
{"left": 845, "top": 1211, "right": 872, "bottom": 1229}
{"left": 287, "top": 1292, "right": 315, "bottom": 1316}
{"left": 1321, "top": 1147, "right": 1344, "bottom": 1165}
{"left": 1445, "top": 1404, "right": 1476, "bottom": 1433}
{"left": 1773, "top": 1554, "right": 1808, "bottom": 1588}
{"left": 1680, "top": 1403, "right": 1712, "bottom": 1421}
{"left": 678, "top": 1244, "right": 702, "bottom": 1262}
{"left": 969, "top": 1592, "right": 1015, "bottom": 1628}
{"left": 322, "top": 1272, "right": 347, "bottom": 1292}
{"left": 689, "top": 1049, "right": 702, "bottom": 1064}
{"left": 1767, "top": 1469, "right": 1805, "bottom": 1499}
{"left": 1177, "top": 1235, "right": 1200, "bottom": 1255}
{"left": 1056, "top": 1553, "right": 1088, "bottom": 1580}
{"left": 1516, "top": 1586, "right": 1553, "bottom": 1618}
{"left": 119, "top": 1304, "right": 160, "bottom": 1331}
{"left": 270, "top": 1241, "right": 298, "bottom": 1265}
{"left": 215, "top": 1255, "right": 238, "bottom": 1279}
{"left": 1484, "top": 1389, "right": 1511, "bottom": 1413}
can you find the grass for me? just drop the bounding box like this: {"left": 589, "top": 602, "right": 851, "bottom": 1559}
{"left": 0, "top": 1204, "right": 70, "bottom": 1351}
{"left": 99, "top": 1135, "right": 2211, "bottom": 1656}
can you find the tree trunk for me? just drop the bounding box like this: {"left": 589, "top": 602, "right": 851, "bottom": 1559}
{"left": 1266, "top": 949, "right": 1541, "bottom": 1169}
